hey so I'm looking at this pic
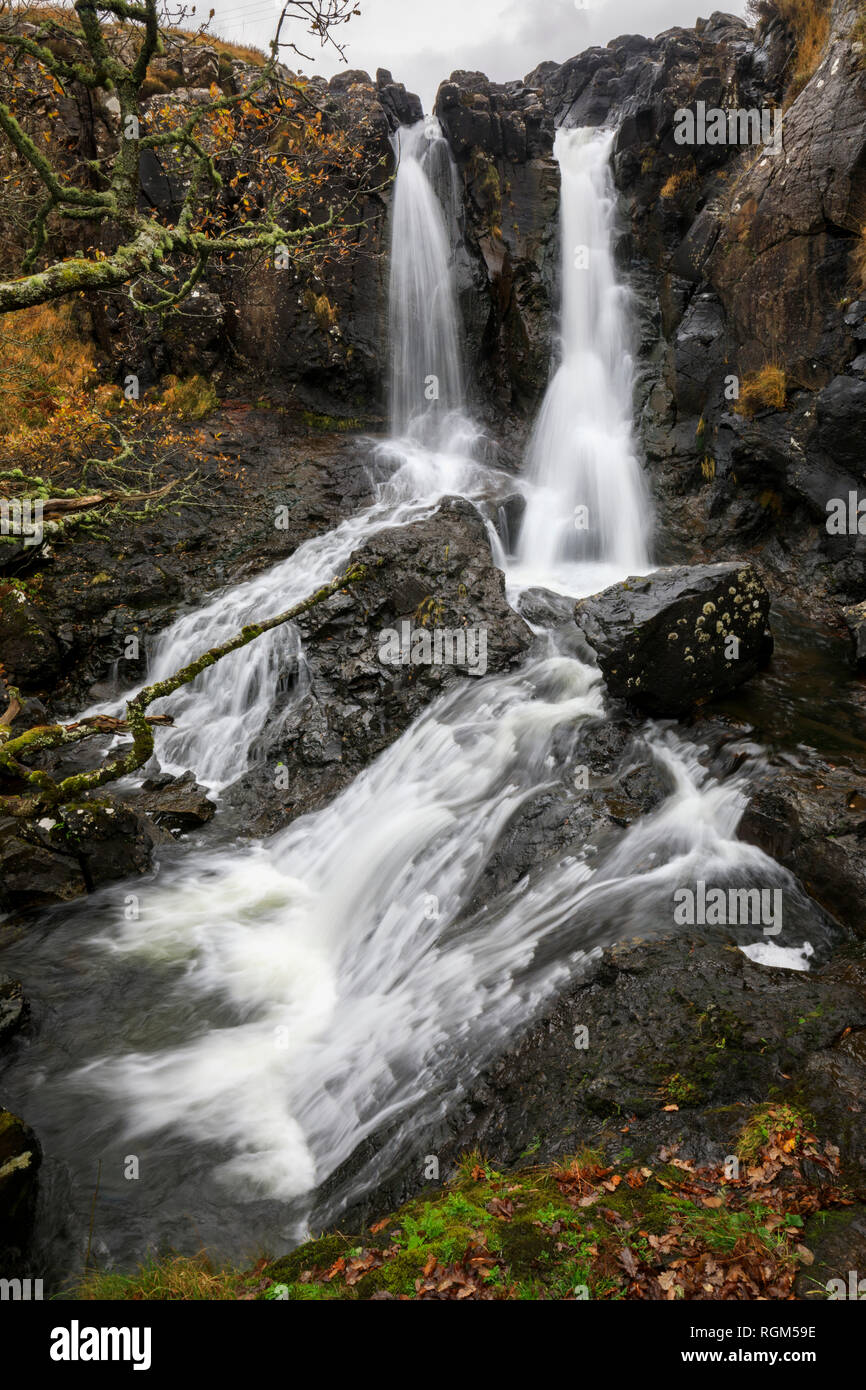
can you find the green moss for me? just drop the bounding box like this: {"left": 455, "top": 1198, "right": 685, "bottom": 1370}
{"left": 264, "top": 1233, "right": 353, "bottom": 1286}
{"left": 301, "top": 410, "right": 365, "bottom": 433}
{"left": 278, "top": 1281, "right": 350, "bottom": 1301}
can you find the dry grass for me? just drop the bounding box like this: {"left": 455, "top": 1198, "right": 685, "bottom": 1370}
{"left": 660, "top": 161, "right": 698, "bottom": 200}
{"left": 733, "top": 363, "right": 787, "bottom": 416}
{"left": 0, "top": 301, "right": 97, "bottom": 438}
{"left": 747, "top": 0, "right": 831, "bottom": 94}
{"left": 159, "top": 373, "right": 219, "bottom": 421}
{"left": 76, "top": 1254, "right": 247, "bottom": 1301}
{"left": 2, "top": 4, "right": 268, "bottom": 68}
{"left": 168, "top": 28, "right": 268, "bottom": 68}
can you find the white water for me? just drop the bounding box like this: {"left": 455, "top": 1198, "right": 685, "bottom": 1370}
{"left": 35, "top": 127, "right": 798, "bottom": 1244}
{"left": 512, "top": 127, "right": 651, "bottom": 596}
{"left": 388, "top": 118, "right": 465, "bottom": 442}
{"left": 120, "top": 425, "right": 506, "bottom": 793}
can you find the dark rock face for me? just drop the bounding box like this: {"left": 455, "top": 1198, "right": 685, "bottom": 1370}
{"left": 740, "top": 759, "right": 866, "bottom": 937}
{"left": 843, "top": 600, "right": 866, "bottom": 669}
{"left": 0, "top": 800, "right": 162, "bottom": 914}
{"left": 226, "top": 497, "right": 533, "bottom": 834}
{"left": 0, "top": 1107, "right": 41, "bottom": 1272}
{"left": 434, "top": 71, "right": 558, "bottom": 418}
{"left": 575, "top": 563, "right": 773, "bottom": 716}
{"left": 436, "top": 932, "right": 866, "bottom": 1181}
{"left": 376, "top": 68, "right": 423, "bottom": 129}
{"left": 0, "top": 583, "right": 62, "bottom": 693}
{"left": 122, "top": 772, "right": 216, "bottom": 835}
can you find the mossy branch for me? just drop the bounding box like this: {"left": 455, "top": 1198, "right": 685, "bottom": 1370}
{"left": 0, "top": 562, "right": 375, "bottom": 817}
{"left": 0, "top": 0, "right": 368, "bottom": 314}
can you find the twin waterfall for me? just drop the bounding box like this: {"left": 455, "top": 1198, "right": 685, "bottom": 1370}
{"left": 0, "top": 118, "right": 787, "bottom": 1274}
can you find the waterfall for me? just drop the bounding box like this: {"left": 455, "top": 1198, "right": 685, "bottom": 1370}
{"left": 83, "top": 117, "right": 490, "bottom": 794}
{"left": 388, "top": 117, "right": 465, "bottom": 441}
{"left": 0, "top": 119, "right": 801, "bottom": 1277}
{"left": 514, "top": 127, "right": 651, "bottom": 594}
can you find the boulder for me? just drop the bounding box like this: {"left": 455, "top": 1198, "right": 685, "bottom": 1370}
{"left": 125, "top": 771, "right": 216, "bottom": 834}
{"left": 0, "top": 800, "right": 165, "bottom": 914}
{"left": 225, "top": 497, "right": 533, "bottom": 834}
{"left": 575, "top": 563, "right": 773, "bottom": 716}
{"left": 0, "top": 818, "right": 86, "bottom": 910}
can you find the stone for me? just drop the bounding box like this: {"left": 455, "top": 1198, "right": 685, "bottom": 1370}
{"left": 575, "top": 563, "right": 773, "bottom": 716}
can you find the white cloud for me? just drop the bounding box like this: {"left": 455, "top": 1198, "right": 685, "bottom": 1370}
{"left": 205, "top": 0, "right": 750, "bottom": 110}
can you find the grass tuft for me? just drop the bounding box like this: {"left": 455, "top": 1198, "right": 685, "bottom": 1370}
{"left": 733, "top": 363, "right": 787, "bottom": 416}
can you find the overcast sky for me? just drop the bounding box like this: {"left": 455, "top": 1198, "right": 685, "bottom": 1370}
{"left": 203, "top": 0, "right": 751, "bottom": 110}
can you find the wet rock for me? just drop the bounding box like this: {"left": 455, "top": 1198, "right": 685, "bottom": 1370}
{"left": 0, "top": 800, "right": 164, "bottom": 913}
{"left": 0, "top": 1107, "right": 40, "bottom": 1270}
{"left": 740, "top": 759, "right": 866, "bottom": 937}
{"left": 0, "top": 977, "right": 26, "bottom": 1045}
{"left": 123, "top": 771, "right": 216, "bottom": 834}
{"left": 843, "top": 601, "right": 866, "bottom": 670}
{"left": 795, "top": 1206, "right": 866, "bottom": 1300}
{"left": 575, "top": 562, "right": 773, "bottom": 716}
{"left": 0, "top": 583, "right": 61, "bottom": 692}
{"left": 0, "top": 818, "right": 86, "bottom": 911}
{"left": 328, "top": 930, "right": 866, "bottom": 1237}
{"left": 440, "top": 933, "right": 866, "bottom": 1177}
{"left": 225, "top": 497, "right": 532, "bottom": 834}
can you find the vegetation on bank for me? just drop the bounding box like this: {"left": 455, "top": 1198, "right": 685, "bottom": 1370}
{"left": 74, "top": 1106, "right": 855, "bottom": 1301}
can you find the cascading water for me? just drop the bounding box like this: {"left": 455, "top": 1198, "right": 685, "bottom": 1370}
{"left": 388, "top": 117, "right": 465, "bottom": 440}
{"left": 85, "top": 115, "right": 495, "bottom": 794}
{"left": 0, "top": 123, "right": 809, "bottom": 1280}
{"left": 513, "top": 127, "right": 651, "bottom": 594}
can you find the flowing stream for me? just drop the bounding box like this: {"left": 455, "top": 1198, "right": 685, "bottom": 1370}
{"left": 0, "top": 122, "right": 813, "bottom": 1280}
